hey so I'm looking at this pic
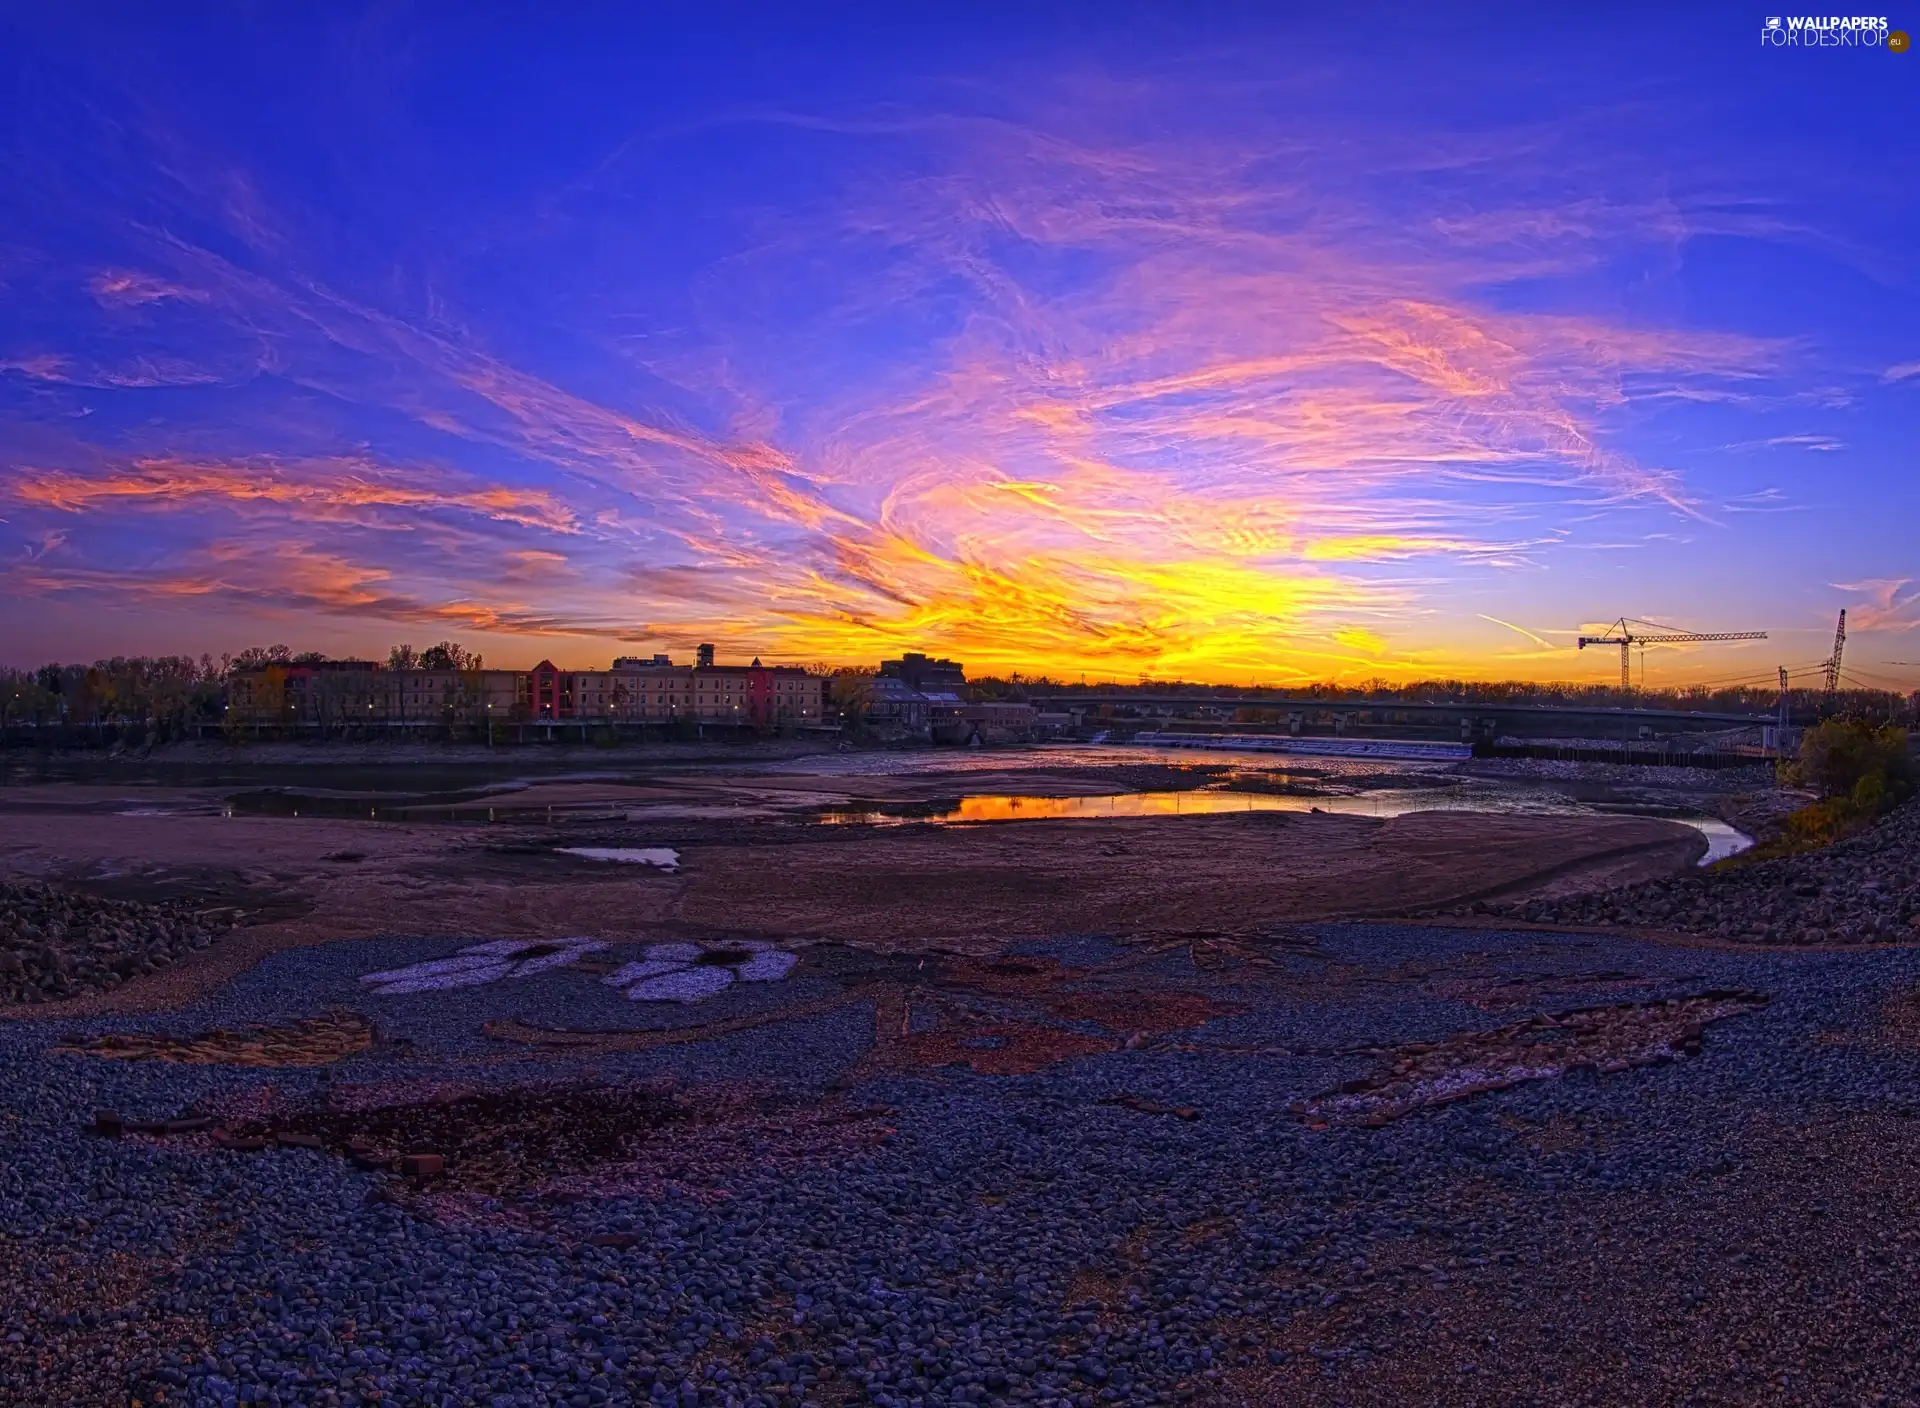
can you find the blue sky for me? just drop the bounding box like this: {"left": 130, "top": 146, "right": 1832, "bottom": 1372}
{"left": 2, "top": 4, "right": 1916, "bottom": 688}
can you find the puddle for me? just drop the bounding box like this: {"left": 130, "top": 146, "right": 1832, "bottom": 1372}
{"left": 360, "top": 938, "right": 609, "bottom": 995}
{"left": 820, "top": 788, "right": 1750, "bottom": 864}
{"left": 1669, "top": 818, "right": 1748, "bottom": 865}
{"left": 556, "top": 846, "right": 681, "bottom": 870}
{"left": 355, "top": 935, "right": 797, "bottom": 1002}
{"left": 604, "top": 941, "right": 798, "bottom": 1001}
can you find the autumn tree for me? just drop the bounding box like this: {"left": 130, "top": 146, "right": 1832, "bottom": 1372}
{"left": 828, "top": 665, "right": 876, "bottom": 722}
{"left": 1797, "top": 720, "right": 1915, "bottom": 810}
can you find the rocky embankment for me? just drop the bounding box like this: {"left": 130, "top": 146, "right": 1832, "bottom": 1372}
{"left": 1479, "top": 799, "right": 1920, "bottom": 944}
{"left": 1459, "top": 756, "right": 1776, "bottom": 790}
{"left": 0, "top": 881, "right": 227, "bottom": 1005}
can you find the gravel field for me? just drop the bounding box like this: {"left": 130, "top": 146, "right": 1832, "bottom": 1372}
{"left": 7, "top": 911, "right": 1920, "bottom": 1407}
{"left": 1491, "top": 797, "right": 1920, "bottom": 944}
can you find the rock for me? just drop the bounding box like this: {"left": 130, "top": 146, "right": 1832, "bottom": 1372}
{"left": 0, "top": 880, "right": 232, "bottom": 1006}
{"left": 1490, "top": 798, "right": 1920, "bottom": 946}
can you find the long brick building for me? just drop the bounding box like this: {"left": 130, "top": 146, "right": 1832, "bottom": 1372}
{"left": 225, "top": 647, "right": 829, "bottom": 731}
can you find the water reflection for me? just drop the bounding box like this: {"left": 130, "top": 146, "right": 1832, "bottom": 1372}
{"left": 822, "top": 788, "right": 1751, "bottom": 864}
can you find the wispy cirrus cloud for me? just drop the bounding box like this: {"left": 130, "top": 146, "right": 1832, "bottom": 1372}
{"left": 1719, "top": 433, "right": 1845, "bottom": 452}
{"left": 89, "top": 269, "right": 208, "bottom": 307}
{"left": 1478, "top": 614, "right": 1559, "bottom": 649}
{"left": 1834, "top": 579, "right": 1920, "bottom": 633}
{"left": 9, "top": 456, "right": 579, "bottom": 533}
{"left": 0, "top": 52, "right": 1878, "bottom": 681}
{"left": 1721, "top": 488, "right": 1806, "bottom": 514}
{"left": 1, "top": 541, "right": 659, "bottom": 643}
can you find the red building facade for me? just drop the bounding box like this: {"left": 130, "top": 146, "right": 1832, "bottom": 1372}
{"left": 526, "top": 660, "right": 575, "bottom": 719}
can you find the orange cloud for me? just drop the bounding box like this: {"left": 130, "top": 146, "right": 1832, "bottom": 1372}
{"left": 0, "top": 87, "right": 1817, "bottom": 684}
{"left": 2, "top": 544, "right": 653, "bottom": 644}
{"left": 10, "top": 457, "right": 579, "bottom": 533}
{"left": 90, "top": 269, "right": 207, "bottom": 306}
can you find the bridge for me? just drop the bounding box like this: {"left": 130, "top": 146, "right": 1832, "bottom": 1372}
{"left": 1025, "top": 693, "right": 1771, "bottom": 731}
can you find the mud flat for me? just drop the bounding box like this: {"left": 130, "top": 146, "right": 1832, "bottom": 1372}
{"left": 669, "top": 810, "right": 1706, "bottom": 947}
{"left": 0, "top": 784, "right": 1704, "bottom": 1015}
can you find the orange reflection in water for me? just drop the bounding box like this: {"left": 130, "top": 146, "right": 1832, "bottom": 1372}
{"left": 932, "top": 791, "right": 1308, "bottom": 822}
{"left": 824, "top": 788, "right": 1748, "bottom": 864}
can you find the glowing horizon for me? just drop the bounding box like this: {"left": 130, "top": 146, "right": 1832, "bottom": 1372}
{"left": 2, "top": 11, "right": 1916, "bottom": 691}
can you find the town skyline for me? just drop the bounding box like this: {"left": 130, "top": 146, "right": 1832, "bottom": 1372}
{"left": 2, "top": 9, "right": 1916, "bottom": 692}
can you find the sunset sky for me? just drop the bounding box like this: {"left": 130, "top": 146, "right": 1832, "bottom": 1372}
{"left": 2, "top": 7, "right": 1917, "bottom": 689}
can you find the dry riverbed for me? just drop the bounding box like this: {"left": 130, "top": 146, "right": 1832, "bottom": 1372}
{"left": 0, "top": 771, "right": 1702, "bottom": 1014}
{"left": 5, "top": 763, "right": 1920, "bottom": 1407}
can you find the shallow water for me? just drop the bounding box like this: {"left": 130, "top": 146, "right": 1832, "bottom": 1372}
{"left": 821, "top": 786, "right": 1751, "bottom": 864}
{"left": 749, "top": 743, "right": 1446, "bottom": 778}
{"left": 555, "top": 846, "right": 681, "bottom": 869}
{"left": 60, "top": 739, "right": 1749, "bottom": 864}
{"left": 209, "top": 744, "right": 1421, "bottom": 821}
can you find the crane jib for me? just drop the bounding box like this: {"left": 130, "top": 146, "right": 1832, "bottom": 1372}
{"left": 1573, "top": 619, "right": 1768, "bottom": 693}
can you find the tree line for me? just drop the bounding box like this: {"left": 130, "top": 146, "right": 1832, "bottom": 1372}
{"left": 1, "top": 641, "right": 487, "bottom": 734}
{"left": 962, "top": 673, "right": 1919, "bottom": 721}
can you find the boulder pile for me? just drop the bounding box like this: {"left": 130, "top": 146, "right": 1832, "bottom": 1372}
{"left": 1479, "top": 798, "right": 1920, "bottom": 944}
{"left": 0, "top": 880, "right": 227, "bottom": 1004}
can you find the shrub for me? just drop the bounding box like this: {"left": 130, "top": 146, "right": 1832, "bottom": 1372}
{"left": 1796, "top": 720, "right": 1915, "bottom": 806}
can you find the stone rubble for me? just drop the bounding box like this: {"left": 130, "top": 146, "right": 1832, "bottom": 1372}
{"left": 0, "top": 879, "right": 229, "bottom": 1005}
{"left": 1475, "top": 797, "right": 1920, "bottom": 944}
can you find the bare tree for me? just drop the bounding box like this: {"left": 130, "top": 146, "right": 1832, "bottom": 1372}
{"left": 829, "top": 666, "right": 877, "bottom": 724}
{"left": 418, "top": 641, "right": 481, "bottom": 673}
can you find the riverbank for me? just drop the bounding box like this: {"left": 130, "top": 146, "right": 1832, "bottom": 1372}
{"left": 3, "top": 733, "right": 847, "bottom": 775}
{"left": 1486, "top": 797, "right": 1920, "bottom": 945}
{"left": 0, "top": 747, "right": 1770, "bottom": 1012}
{"left": 0, "top": 799, "right": 1706, "bottom": 1017}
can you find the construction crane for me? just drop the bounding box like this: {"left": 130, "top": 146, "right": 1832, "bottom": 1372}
{"left": 1823, "top": 609, "right": 1846, "bottom": 697}
{"left": 1776, "top": 665, "right": 1792, "bottom": 756}
{"left": 1576, "top": 618, "right": 1769, "bottom": 694}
